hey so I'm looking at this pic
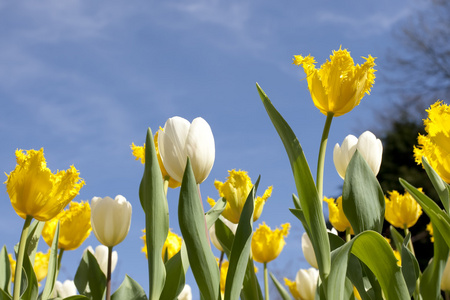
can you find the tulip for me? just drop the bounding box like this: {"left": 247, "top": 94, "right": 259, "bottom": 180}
{"left": 251, "top": 222, "right": 290, "bottom": 264}
{"left": 301, "top": 232, "right": 318, "bottom": 269}
{"left": 141, "top": 229, "right": 182, "bottom": 261}
{"left": 209, "top": 217, "right": 238, "bottom": 252}
{"left": 385, "top": 190, "right": 422, "bottom": 229}
{"left": 333, "top": 131, "right": 383, "bottom": 179}
{"left": 158, "top": 116, "right": 215, "bottom": 184}
{"left": 91, "top": 195, "right": 132, "bottom": 247}
{"left": 441, "top": 254, "right": 450, "bottom": 291}
{"left": 284, "top": 268, "right": 319, "bottom": 300}
{"left": 9, "top": 251, "right": 50, "bottom": 283}
{"left": 85, "top": 245, "right": 118, "bottom": 275}
{"left": 324, "top": 196, "right": 354, "bottom": 234}
{"left": 178, "top": 284, "right": 192, "bottom": 300}
{"left": 52, "top": 280, "right": 77, "bottom": 298}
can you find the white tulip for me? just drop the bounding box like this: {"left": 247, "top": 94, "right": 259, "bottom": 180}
{"left": 295, "top": 268, "right": 319, "bottom": 300}
{"left": 301, "top": 232, "right": 318, "bottom": 269}
{"left": 209, "top": 217, "right": 238, "bottom": 252}
{"left": 85, "top": 245, "right": 118, "bottom": 275}
{"left": 333, "top": 131, "right": 383, "bottom": 179}
{"left": 158, "top": 116, "right": 215, "bottom": 184}
{"left": 52, "top": 280, "right": 77, "bottom": 298}
{"left": 441, "top": 255, "right": 450, "bottom": 291}
{"left": 91, "top": 195, "right": 132, "bottom": 247}
{"left": 178, "top": 284, "right": 192, "bottom": 300}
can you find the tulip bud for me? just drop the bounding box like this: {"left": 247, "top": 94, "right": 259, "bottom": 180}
{"left": 178, "top": 284, "right": 192, "bottom": 300}
{"left": 85, "top": 245, "right": 118, "bottom": 275}
{"left": 158, "top": 116, "right": 215, "bottom": 184}
{"left": 90, "top": 195, "right": 132, "bottom": 247}
{"left": 52, "top": 280, "right": 77, "bottom": 298}
{"left": 209, "top": 217, "right": 238, "bottom": 252}
{"left": 301, "top": 232, "right": 318, "bottom": 269}
{"left": 295, "top": 268, "right": 319, "bottom": 300}
{"left": 333, "top": 131, "right": 383, "bottom": 179}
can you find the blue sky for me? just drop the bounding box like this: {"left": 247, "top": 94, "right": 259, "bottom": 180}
{"left": 0, "top": 0, "right": 422, "bottom": 298}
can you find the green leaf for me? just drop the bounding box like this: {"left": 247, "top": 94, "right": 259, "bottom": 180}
{"left": 224, "top": 178, "right": 259, "bottom": 300}
{"left": 13, "top": 220, "right": 45, "bottom": 265}
{"left": 178, "top": 158, "right": 220, "bottom": 300}
{"left": 111, "top": 275, "right": 148, "bottom": 300}
{"left": 160, "top": 242, "right": 190, "bottom": 300}
{"left": 240, "top": 258, "right": 263, "bottom": 300}
{"left": 328, "top": 231, "right": 410, "bottom": 300}
{"left": 20, "top": 253, "right": 38, "bottom": 300}
{"left": 0, "top": 288, "right": 11, "bottom": 300}
{"left": 205, "top": 198, "right": 227, "bottom": 229}
{"left": 214, "top": 218, "right": 234, "bottom": 257}
{"left": 258, "top": 83, "right": 330, "bottom": 278}
{"left": 389, "top": 226, "right": 404, "bottom": 256}
{"left": 342, "top": 150, "right": 385, "bottom": 234}
{"left": 422, "top": 156, "right": 450, "bottom": 213}
{"left": 139, "top": 128, "right": 169, "bottom": 300}
{"left": 41, "top": 222, "right": 60, "bottom": 300}
{"left": 63, "top": 296, "right": 90, "bottom": 300}
{"left": 0, "top": 246, "right": 11, "bottom": 295}
{"left": 400, "top": 233, "right": 420, "bottom": 296}
{"left": 74, "top": 250, "right": 106, "bottom": 299}
{"left": 269, "top": 273, "right": 292, "bottom": 300}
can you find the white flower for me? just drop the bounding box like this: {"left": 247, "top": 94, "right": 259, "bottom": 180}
{"left": 209, "top": 217, "right": 238, "bottom": 252}
{"left": 52, "top": 280, "right": 77, "bottom": 298}
{"left": 91, "top": 195, "right": 132, "bottom": 247}
{"left": 178, "top": 284, "right": 192, "bottom": 300}
{"left": 301, "top": 232, "right": 318, "bottom": 269}
{"left": 158, "top": 116, "right": 215, "bottom": 184}
{"left": 85, "top": 245, "right": 118, "bottom": 275}
{"left": 296, "top": 268, "right": 319, "bottom": 300}
{"left": 333, "top": 131, "right": 383, "bottom": 179}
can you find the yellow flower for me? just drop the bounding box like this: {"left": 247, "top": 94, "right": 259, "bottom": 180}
{"left": 42, "top": 201, "right": 92, "bottom": 250}
{"left": 9, "top": 251, "right": 50, "bottom": 283}
{"left": 131, "top": 130, "right": 181, "bottom": 188}
{"left": 385, "top": 190, "right": 423, "bottom": 229}
{"left": 293, "top": 47, "right": 376, "bottom": 117}
{"left": 385, "top": 237, "right": 401, "bottom": 267}
{"left": 427, "top": 222, "right": 434, "bottom": 243}
{"left": 5, "top": 149, "right": 85, "bottom": 221}
{"left": 207, "top": 170, "right": 272, "bottom": 224}
{"left": 141, "top": 229, "right": 182, "bottom": 260}
{"left": 324, "top": 196, "right": 354, "bottom": 234}
{"left": 414, "top": 101, "right": 450, "bottom": 183}
{"left": 251, "top": 222, "right": 290, "bottom": 263}
{"left": 219, "top": 259, "right": 229, "bottom": 297}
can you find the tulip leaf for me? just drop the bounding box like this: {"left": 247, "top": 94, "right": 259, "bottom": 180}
{"left": 178, "top": 158, "right": 220, "bottom": 300}
{"left": 224, "top": 178, "right": 259, "bottom": 300}
{"left": 205, "top": 197, "right": 227, "bottom": 229}
{"left": 269, "top": 272, "right": 292, "bottom": 300}
{"left": 139, "top": 128, "right": 169, "bottom": 300}
{"left": 258, "top": 83, "right": 330, "bottom": 278}
{"left": 422, "top": 156, "right": 450, "bottom": 213}
{"left": 74, "top": 250, "right": 106, "bottom": 299}
{"left": 342, "top": 150, "right": 385, "bottom": 234}
{"left": 328, "top": 231, "right": 410, "bottom": 300}
{"left": 420, "top": 221, "right": 449, "bottom": 299}
{"left": 160, "top": 242, "right": 190, "bottom": 300}
{"left": 400, "top": 233, "right": 420, "bottom": 296}
{"left": 389, "top": 226, "right": 404, "bottom": 256}
{"left": 20, "top": 254, "right": 38, "bottom": 300}
{"left": 111, "top": 275, "right": 147, "bottom": 300}
{"left": 41, "top": 222, "right": 60, "bottom": 300}
{"left": 15, "top": 220, "right": 44, "bottom": 265}
{"left": 0, "top": 288, "right": 11, "bottom": 300}
{"left": 62, "top": 296, "right": 90, "bottom": 300}
{"left": 400, "top": 178, "right": 450, "bottom": 248}
{"left": 0, "top": 246, "right": 11, "bottom": 295}
{"left": 215, "top": 218, "right": 234, "bottom": 257}
{"left": 240, "top": 257, "right": 264, "bottom": 300}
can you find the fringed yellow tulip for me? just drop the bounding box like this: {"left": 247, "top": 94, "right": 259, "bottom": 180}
{"left": 414, "top": 101, "right": 450, "bottom": 183}
{"left": 324, "top": 196, "right": 354, "bottom": 234}
{"left": 131, "top": 130, "right": 181, "bottom": 188}
{"left": 251, "top": 222, "right": 290, "bottom": 263}
{"left": 293, "top": 47, "right": 376, "bottom": 117}
{"left": 219, "top": 259, "right": 229, "bottom": 297}
{"left": 141, "top": 229, "right": 182, "bottom": 260}
{"left": 9, "top": 250, "right": 50, "bottom": 283}
{"left": 42, "top": 201, "right": 91, "bottom": 251}
{"left": 207, "top": 169, "right": 272, "bottom": 224}
{"left": 385, "top": 190, "right": 422, "bottom": 229}
{"left": 5, "top": 149, "right": 84, "bottom": 221}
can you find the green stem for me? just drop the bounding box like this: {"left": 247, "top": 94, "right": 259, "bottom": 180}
{"left": 197, "top": 184, "right": 211, "bottom": 245}
{"left": 106, "top": 246, "right": 113, "bottom": 300}
{"left": 345, "top": 227, "right": 351, "bottom": 242}
{"left": 316, "top": 112, "right": 334, "bottom": 201}
{"left": 404, "top": 227, "right": 415, "bottom": 256}
{"left": 264, "top": 262, "right": 269, "bottom": 300}
{"left": 13, "top": 215, "right": 33, "bottom": 300}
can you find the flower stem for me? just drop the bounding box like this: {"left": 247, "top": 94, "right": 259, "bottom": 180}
{"left": 13, "top": 215, "right": 33, "bottom": 300}
{"left": 106, "top": 246, "right": 113, "bottom": 300}
{"left": 316, "top": 112, "right": 334, "bottom": 201}
{"left": 264, "top": 262, "right": 269, "bottom": 300}
{"left": 345, "top": 227, "right": 351, "bottom": 242}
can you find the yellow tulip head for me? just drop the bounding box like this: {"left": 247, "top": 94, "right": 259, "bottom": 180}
{"left": 293, "top": 47, "right": 376, "bottom": 117}
{"left": 42, "top": 201, "right": 92, "bottom": 251}
{"left": 141, "top": 229, "right": 182, "bottom": 261}
{"left": 5, "top": 149, "right": 85, "bottom": 221}
{"left": 414, "top": 101, "right": 450, "bottom": 183}
{"left": 251, "top": 222, "right": 290, "bottom": 263}
{"left": 385, "top": 190, "right": 422, "bottom": 229}
{"left": 324, "top": 196, "right": 354, "bottom": 234}
{"left": 10, "top": 251, "right": 50, "bottom": 283}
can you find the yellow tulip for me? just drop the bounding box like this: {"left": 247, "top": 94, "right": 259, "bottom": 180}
{"left": 42, "top": 201, "right": 91, "bottom": 251}
{"left": 251, "top": 222, "right": 290, "bottom": 263}
{"left": 141, "top": 229, "right": 182, "bottom": 261}
{"left": 9, "top": 250, "right": 50, "bottom": 283}
{"left": 293, "top": 47, "right": 376, "bottom": 117}
{"left": 385, "top": 190, "right": 422, "bottom": 229}
{"left": 5, "top": 149, "right": 84, "bottom": 221}
{"left": 207, "top": 169, "right": 272, "bottom": 224}
{"left": 414, "top": 101, "right": 450, "bottom": 183}
{"left": 324, "top": 196, "right": 354, "bottom": 234}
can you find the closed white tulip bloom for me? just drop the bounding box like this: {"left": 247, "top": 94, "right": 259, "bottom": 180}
{"left": 296, "top": 268, "right": 319, "bottom": 300}
{"left": 210, "top": 217, "right": 238, "bottom": 252}
{"left": 52, "top": 280, "right": 77, "bottom": 298}
{"left": 158, "top": 116, "right": 215, "bottom": 184}
{"left": 301, "top": 233, "right": 318, "bottom": 269}
{"left": 178, "top": 284, "right": 192, "bottom": 300}
{"left": 91, "top": 195, "right": 132, "bottom": 247}
{"left": 333, "top": 131, "right": 383, "bottom": 179}
{"left": 441, "top": 255, "right": 450, "bottom": 291}
{"left": 85, "top": 245, "right": 118, "bottom": 275}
